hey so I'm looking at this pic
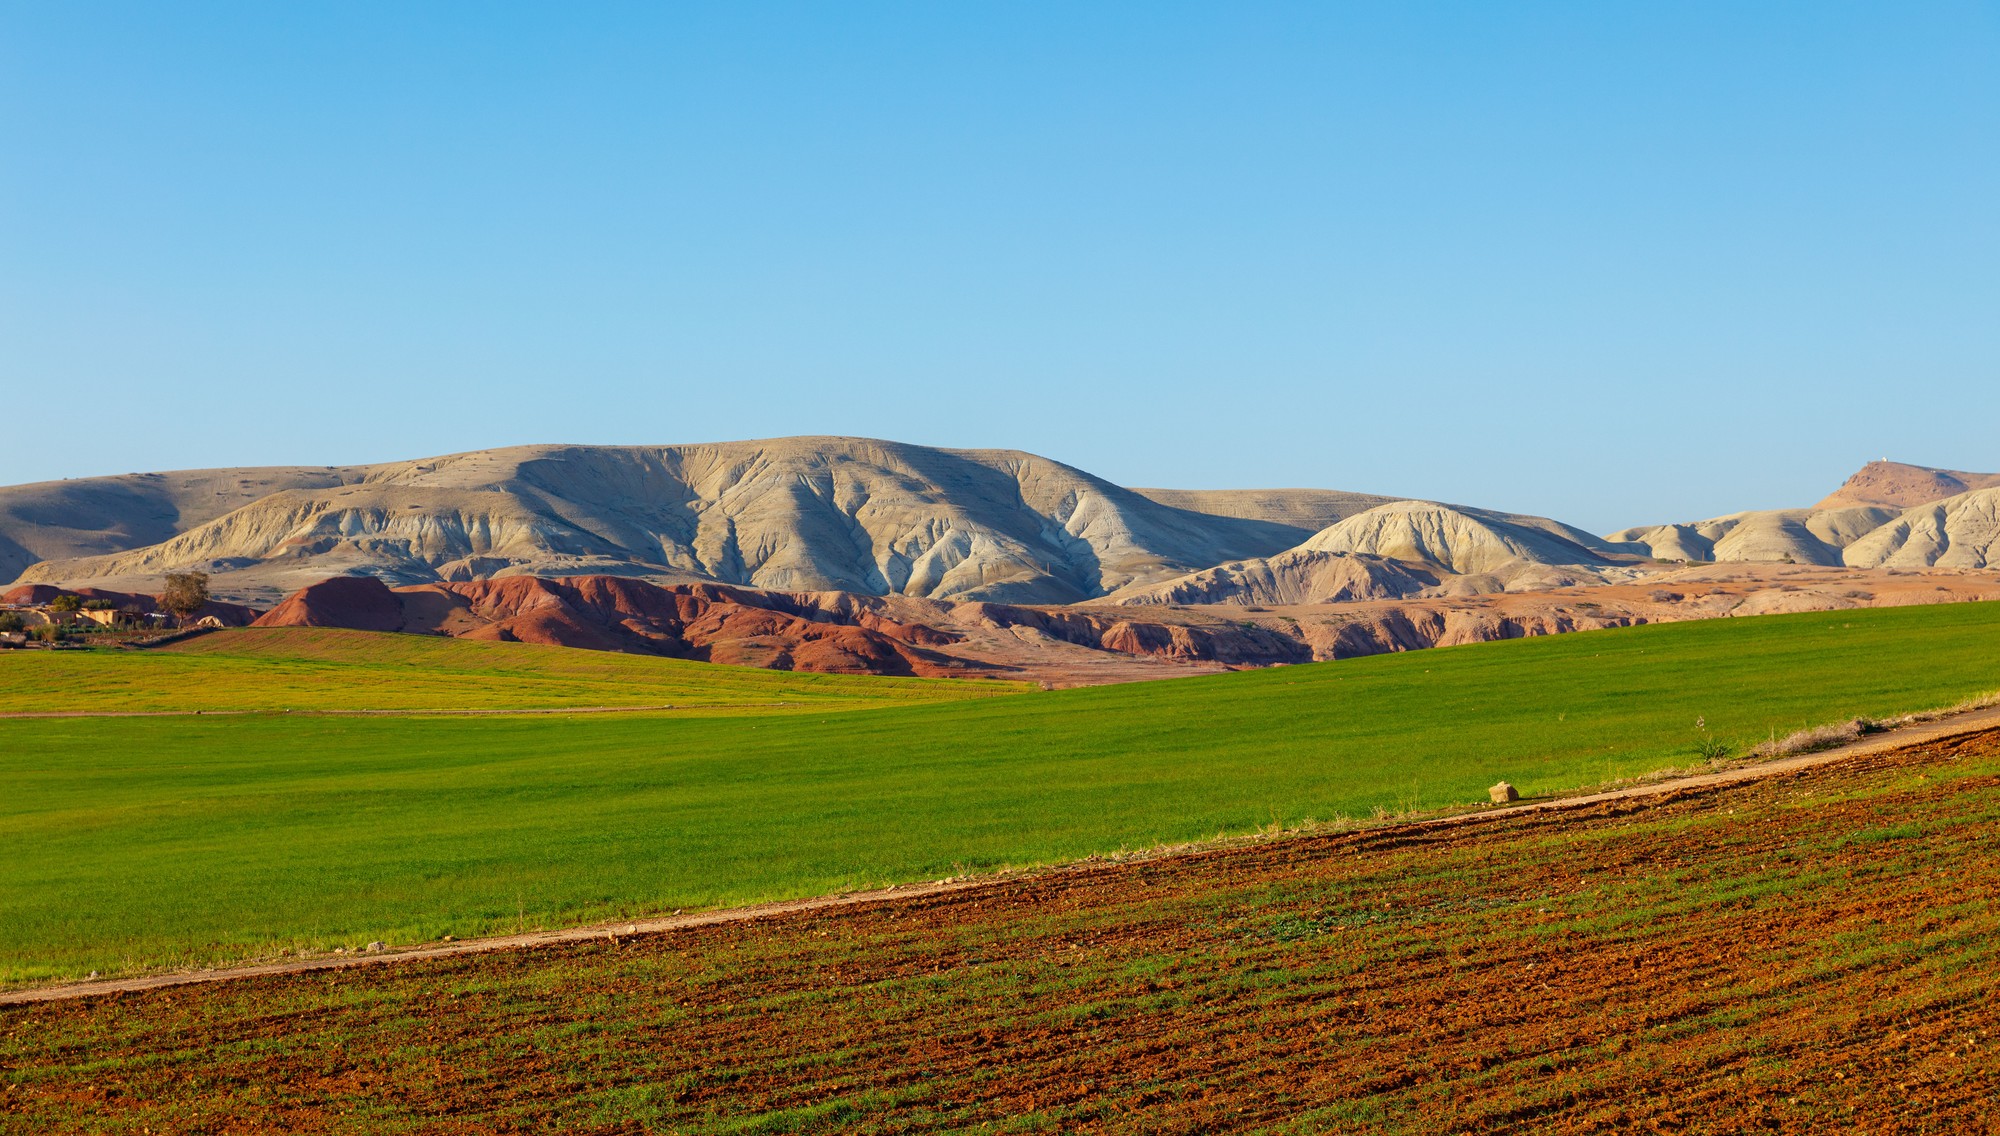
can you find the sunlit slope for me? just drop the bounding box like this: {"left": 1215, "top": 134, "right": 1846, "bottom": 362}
{"left": 0, "top": 627, "right": 1023, "bottom": 713}
{"left": 2, "top": 601, "right": 1998, "bottom": 984}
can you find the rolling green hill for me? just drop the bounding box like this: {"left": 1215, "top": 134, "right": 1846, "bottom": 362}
{"left": 3, "top": 602, "right": 1998, "bottom": 985}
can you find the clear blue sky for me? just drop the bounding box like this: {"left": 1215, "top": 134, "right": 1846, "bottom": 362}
{"left": 3, "top": 2, "right": 1995, "bottom": 533}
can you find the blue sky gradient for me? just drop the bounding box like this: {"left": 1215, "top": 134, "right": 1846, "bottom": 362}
{"left": 3, "top": 2, "right": 1995, "bottom": 532}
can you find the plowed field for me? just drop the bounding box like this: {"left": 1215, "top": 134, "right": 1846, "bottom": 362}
{"left": 7, "top": 733, "right": 1999, "bottom": 1133}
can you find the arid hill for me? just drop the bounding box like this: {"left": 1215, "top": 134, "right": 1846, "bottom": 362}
{"left": 1112, "top": 500, "right": 1641, "bottom": 605}
{"left": 0, "top": 465, "right": 373, "bottom": 582}
{"left": 12, "top": 440, "right": 1319, "bottom": 605}
{"left": 1609, "top": 459, "right": 2000, "bottom": 568}
{"left": 1841, "top": 487, "right": 2000, "bottom": 569}
{"left": 9, "top": 446, "right": 1994, "bottom": 612}
{"left": 1813, "top": 460, "right": 2000, "bottom": 510}
{"left": 1607, "top": 505, "right": 1901, "bottom": 567}
{"left": 10, "top": 439, "right": 1604, "bottom": 607}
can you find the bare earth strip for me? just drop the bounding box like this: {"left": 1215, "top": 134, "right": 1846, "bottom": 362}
{"left": 9, "top": 703, "right": 2000, "bottom": 1007}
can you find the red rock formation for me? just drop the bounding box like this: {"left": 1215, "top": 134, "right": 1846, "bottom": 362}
{"left": 245, "top": 565, "right": 2000, "bottom": 682}
{"left": 255, "top": 574, "right": 1014, "bottom": 678}
{"left": 253, "top": 575, "right": 406, "bottom": 632}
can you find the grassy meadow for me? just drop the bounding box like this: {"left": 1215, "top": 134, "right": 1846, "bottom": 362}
{"left": 10, "top": 730, "right": 1994, "bottom": 1132}
{"left": 3, "top": 601, "right": 1999, "bottom": 985}
{"left": 0, "top": 627, "right": 1016, "bottom": 713}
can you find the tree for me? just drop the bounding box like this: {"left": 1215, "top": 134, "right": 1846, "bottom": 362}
{"left": 48, "top": 594, "right": 81, "bottom": 612}
{"left": 160, "top": 572, "right": 210, "bottom": 621}
{"left": 0, "top": 612, "right": 23, "bottom": 633}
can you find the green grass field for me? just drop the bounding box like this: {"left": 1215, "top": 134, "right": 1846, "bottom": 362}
{"left": 3, "top": 602, "right": 1998, "bottom": 986}
{"left": 0, "top": 627, "right": 1018, "bottom": 713}
{"left": 9, "top": 732, "right": 1994, "bottom": 1132}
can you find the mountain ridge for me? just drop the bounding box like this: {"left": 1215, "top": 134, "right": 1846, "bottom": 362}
{"left": 9, "top": 439, "right": 1318, "bottom": 604}
{"left": 6, "top": 442, "right": 1992, "bottom": 604}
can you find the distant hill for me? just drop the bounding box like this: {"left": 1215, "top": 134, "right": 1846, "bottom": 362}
{"left": 1841, "top": 488, "right": 2000, "bottom": 569}
{"left": 10, "top": 446, "right": 1992, "bottom": 602}
{"left": 6, "top": 439, "right": 1315, "bottom": 604}
{"left": 1607, "top": 506, "right": 1900, "bottom": 568}
{"left": 1128, "top": 487, "right": 1402, "bottom": 533}
{"left": 1813, "top": 460, "right": 2000, "bottom": 510}
{"left": 0, "top": 465, "right": 373, "bottom": 582}
{"left": 1112, "top": 500, "right": 1637, "bottom": 605}
{"left": 1611, "top": 459, "right": 1998, "bottom": 568}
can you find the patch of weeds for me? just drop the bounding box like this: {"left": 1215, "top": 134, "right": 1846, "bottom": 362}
{"left": 1839, "top": 822, "right": 1925, "bottom": 845}
{"left": 1262, "top": 897, "right": 1516, "bottom": 941}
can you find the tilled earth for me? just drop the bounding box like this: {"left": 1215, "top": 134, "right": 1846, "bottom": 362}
{"left": 5, "top": 734, "right": 2000, "bottom": 1134}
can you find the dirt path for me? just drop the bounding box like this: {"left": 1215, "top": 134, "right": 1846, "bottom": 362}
{"left": 9, "top": 703, "right": 2000, "bottom": 1007}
